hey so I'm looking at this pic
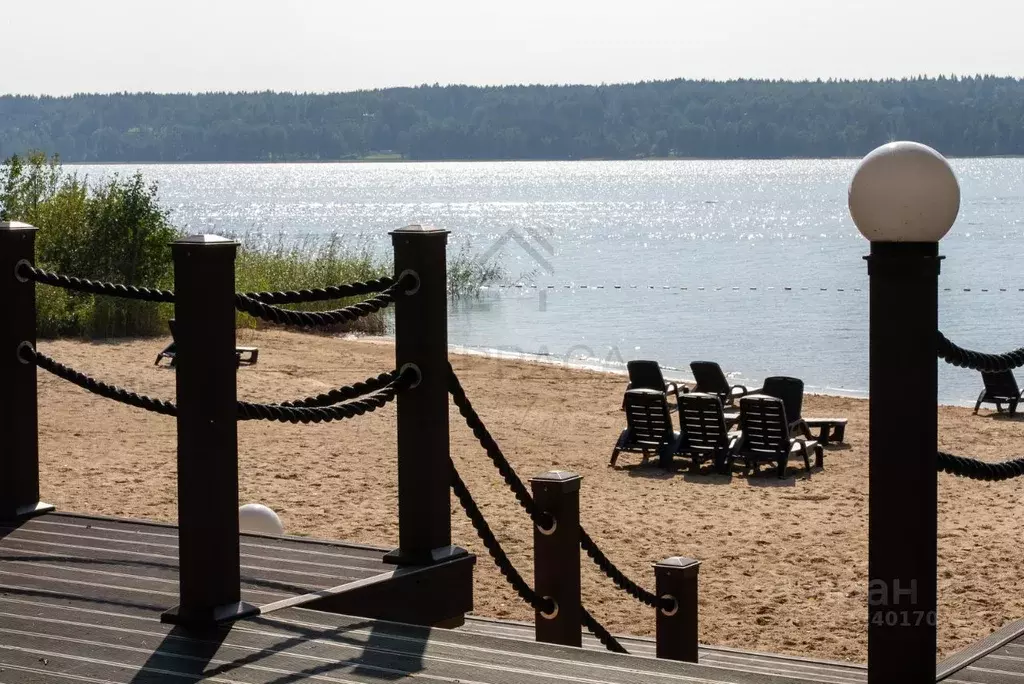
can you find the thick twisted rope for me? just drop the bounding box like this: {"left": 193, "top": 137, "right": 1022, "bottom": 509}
{"left": 23, "top": 343, "right": 407, "bottom": 423}
{"left": 450, "top": 463, "right": 627, "bottom": 654}
{"left": 448, "top": 366, "right": 552, "bottom": 527}
{"left": 579, "top": 530, "right": 663, "bottom": 609}
{"left": 448, "top": 366, "right": 671, "bottom": 612}
{"left": 278, "top": 371, "right": 399, "bottom": 408}
{"left": 240, "top": 277, "right": 395, "bottom": 304}
{"left": 22, "top": 345, "right": 177, "bottom": 416}
{"left": 234, "top": 273, "right": 414, "bottom": 328}
{"left": 581, "top": 608, "right": 629, "bottom": 654}
{"left": 937, "top": 331, "right": 1024, "bottom": 372}
{"left": 450, "top": 462, "right": 555, "bottom": 614}
{"left": 235, "top": 289, "right": 395, "bottom": 327}
{"left": 938, "top": 451, "right": 1024, "bottom": 481}
{"left": 238, "top": 368, "right": 413, "bottom": 423}
{"left": 17, "top": 263, "right": 175, "bottom": 303}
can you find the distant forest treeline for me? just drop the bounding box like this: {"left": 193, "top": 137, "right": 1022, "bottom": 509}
{"left": 3, "top": 76, "right": 1024, "bottom": 162}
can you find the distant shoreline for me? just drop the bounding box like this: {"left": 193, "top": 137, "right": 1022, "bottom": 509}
{"left": 65, "top": 154, "right": 1024, "bottom": 166}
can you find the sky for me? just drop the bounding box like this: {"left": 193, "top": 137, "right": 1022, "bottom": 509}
{"left": 4, "top": 0, "right": 1023, "bottom": 95}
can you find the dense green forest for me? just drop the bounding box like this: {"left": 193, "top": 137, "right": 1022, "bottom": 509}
{"left": 3, "top": 76, "right": 1023, "bottom": 162}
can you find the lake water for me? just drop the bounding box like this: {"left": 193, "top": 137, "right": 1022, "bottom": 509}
{"left": 71, "top": 160, "right": 1024, "bottom": 405}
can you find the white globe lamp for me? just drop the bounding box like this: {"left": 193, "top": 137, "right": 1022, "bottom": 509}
{"left": 849, "top": 141, "right": 960, "bottom": 242}
{"left": 239, "top": 503, "right": 284, "bottom": 536}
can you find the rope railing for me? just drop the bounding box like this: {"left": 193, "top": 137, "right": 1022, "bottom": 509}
{"left": 450, "top": 462, "right": 555, "bottom": 614}
{"left": 238, "top": 368, "right": 414, "bottom": 423}
{"left": 448, "top": 366, "right": 673, "bottom": 613}
{"left": 240, "top": 277, "right": 396, "bottom": 304}
{"left": 937, "top": 331, "right": 1024, "bottom": 372}
{"left": 937, "top": 451, "right": 1024, "bottom": 481}
{"left": 278, "top": 371, "right": 400, "bottom": 408}
{"left": 21, "top": 345, "right": 178, "bottom": 416}
{"left": 235, "top": 286, "right": 398, "bottom": 327}
{"left": 17, "top": 262, "right": 176, "bottom": 303}
{"left": 450, "top": 461, "right": 627, "bottom": 654}
{"left": 21, "top": 343, "right": 410, "bottom": 423}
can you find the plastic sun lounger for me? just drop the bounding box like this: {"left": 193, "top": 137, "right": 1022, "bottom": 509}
{"left": 610, "top": 388, "right": 682, "bottom": 468}
{"left": 674, "top": 392, "right": 741, "bottom": 473}
{"left": 690, "top": 360, "right": 750, "bottom": 407}
{"left": 624, "top": 359, "right": 685, "bottom": 413}
{"left": 736, "top": 394, "right": 823, "bottom": 478}
{"left": 974, "top": 369, "right": 1021, "bottom": 417}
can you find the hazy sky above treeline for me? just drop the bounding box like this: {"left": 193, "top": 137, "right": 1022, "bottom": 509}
{"left": 5, "top": 0, "right": 1021, "bottom": 95}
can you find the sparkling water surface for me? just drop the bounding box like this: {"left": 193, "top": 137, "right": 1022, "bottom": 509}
{"left": 70, "top": 159, "right": 1024, "bottom": 404}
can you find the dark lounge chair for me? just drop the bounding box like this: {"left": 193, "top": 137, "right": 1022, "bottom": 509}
{"left": 759, "top": 376, "right": 809, "bottom": 437}
{"left": 625, "top": 360, "right": 684, "bottom": 412}
{"left": 674, "top": 392, "right": 740, "bottom": 472}
{"left": 610, "top": 388, "right": 682, "bottom": 467}
{"left": 974, "top": 370, "right": 1021, "bottom": 416}
{"left": 736, "top": 394, "right": 823, "bottom": 478}
{"left": 761, "top": 375, "right": 848, "bottom": 446}
{"left": 154, "top": 319, "right": 259, "bottom": 368}
{"left": 690, "top": 361, "right": 749, "bottom": 407}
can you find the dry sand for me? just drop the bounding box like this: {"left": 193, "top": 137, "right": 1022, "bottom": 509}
{"left": 34, "top": 329, "right": 1024, "bottom": 663}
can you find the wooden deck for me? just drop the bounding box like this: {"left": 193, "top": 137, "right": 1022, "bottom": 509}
{"left": 0, "top": 510, "right": 1008, "bottom": 683}
{"left": 0, "top": 511, "right": 867, "bottom": 683}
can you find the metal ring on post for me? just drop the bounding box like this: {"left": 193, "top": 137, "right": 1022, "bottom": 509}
{"left": 536, "top": 514, "right": 557, "bottom": 536}
{"left": 16, "top": 341, "right": 33, "bottom": 365}
{"left": 399, "top": 362, "right": 423, "bottom": 389}
{"left": 398, "top": 269, "right": 421, "bottom": 296}
{"left": 539, "top": 597, "right": 559, "bottom": 620}
{"left": 659, "top": 594, "right": 679, "bottom": 617}
{"left": 14, "top": 259, "right": 31, "bottom": 283}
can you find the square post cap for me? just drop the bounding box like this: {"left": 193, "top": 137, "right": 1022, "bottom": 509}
{"left": 530, "top": 470, "right": 582, "bottom": 492}
{"left": 173, "top": 233, "right": 238, "bottom": 246}
{"left": 0, "top": 221, "right": 38, "bottom": 232}
{"left": 656, "top": 557, "right": 701, "bottom": 575}
{"left": 390, "top": 224, "right": 450, "bottom": 236}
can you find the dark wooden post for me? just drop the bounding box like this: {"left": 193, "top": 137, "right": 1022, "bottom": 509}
{"left": 386, "top": 224, "right": 465, "bottom": 566}
{"left": 864, "top": 242, "right": 940, "bottom": 680}
{"left": 532, "top": 470, "right": 582, "bottom": 647}
{"left": 0, "top": 222, "right": 54, "bottom": 522}
{"left": 162, "top": 234, "right": 255, "bottom": 626}
{"left": 850, "top": 142, "right": 958, "bottom": 683}
{"left": 655, "top": 557, "right": 700, "bottom": 662}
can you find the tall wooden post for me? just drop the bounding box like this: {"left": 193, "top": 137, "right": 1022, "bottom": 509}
{"left": 162, "top": 234, "right": 255, "bottom": 626}
{"left": 850, "top": 141, "right": 959, "bottom": 683}
{"left": 0, "top": 222, "right": 54, "bottom": 522}
{"left": 532, "top": 470, "right": 582, "bottom": 647}
{"left": 655, "top": 557, "right": 700, "bottom": 662}
{"left": 386, "top": 225, "right": 465, "bottom": 566}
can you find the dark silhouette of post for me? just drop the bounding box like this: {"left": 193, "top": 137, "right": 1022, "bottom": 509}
{"left": 655, "top": 557, "right": 700, "bottom": 662}
{"left": 0, "top": 222, "right": 54, "bottom": 522}
{"left": 162, "top": 234, "right": 255, "bottom": 626}
{"left": 532, "top": 470, "right": 582, "bottom": 647}
{"left": 850, "top": 141, "right": 960, "bottom": 683}
{"left": 386, "top": 224, "right": 465, "bottom": 566}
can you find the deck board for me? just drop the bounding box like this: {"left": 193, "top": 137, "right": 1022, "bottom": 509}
{"left": 0, "top": 511, "right": 877, "bottom": 682}
{"left": 940, "top": 627, "right": 1024, "bottom": 683}
{"left": 457, "top": 615, "right": 867, "bottom": 683}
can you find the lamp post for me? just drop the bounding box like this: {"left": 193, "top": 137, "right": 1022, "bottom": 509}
{"left": 849, "top": 141, "right": 960, "bottom": 683}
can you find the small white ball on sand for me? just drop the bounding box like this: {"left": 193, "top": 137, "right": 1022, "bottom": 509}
{"left": 239, "top": 503, "right": 284, "bottom": 535}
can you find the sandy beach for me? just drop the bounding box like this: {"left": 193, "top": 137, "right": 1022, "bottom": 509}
{"left": 32, "top": 329, "right": 1024, "bottom": 663}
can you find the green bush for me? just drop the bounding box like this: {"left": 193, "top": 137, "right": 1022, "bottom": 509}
{"left": 1, "top": 152, "right": 180, "bottom": 338}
